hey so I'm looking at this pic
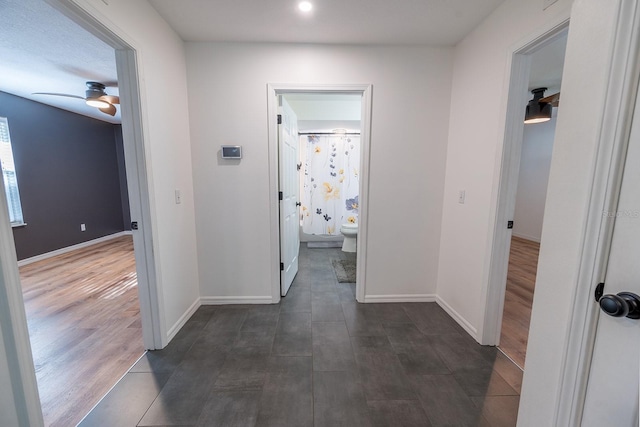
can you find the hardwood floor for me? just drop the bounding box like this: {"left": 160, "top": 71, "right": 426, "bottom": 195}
{"left": 499, "top": 236, "right": 539, "bottom": 369}
{"left": 20, "top": 235, "right": 143, "bottom": 427}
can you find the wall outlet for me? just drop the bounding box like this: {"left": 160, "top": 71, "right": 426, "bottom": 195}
{"left": 543, "top": 0, "right": 559, "bottom": 10}
{"left": 80, "top": 223, "right": 86, "bottom": 232}
{"left": 458, "top": 190, "right": 466, "bottom": 204}
{"left": 175, "top": 189, "right": 182, "bottom": 205}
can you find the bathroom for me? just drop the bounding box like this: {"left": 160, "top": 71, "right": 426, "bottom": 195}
{"left": 283, "top": 93, "right": 362, "bottom": 283}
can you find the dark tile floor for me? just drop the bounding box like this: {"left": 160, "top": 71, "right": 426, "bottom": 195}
{"left": 79, "top": 244, "right": 522, "bottom": 426}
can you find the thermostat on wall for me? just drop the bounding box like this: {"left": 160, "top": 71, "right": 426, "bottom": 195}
{"left": 221, "top": 145, "right": 242, "bottom": 159}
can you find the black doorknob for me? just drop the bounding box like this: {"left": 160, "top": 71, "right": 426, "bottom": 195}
{"left": 599, "top": 292, "right": 640, "bottom": 319}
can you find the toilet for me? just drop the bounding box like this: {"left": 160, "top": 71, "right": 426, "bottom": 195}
{"left": 340, "top": 223, "right": 358, "bottom": 252}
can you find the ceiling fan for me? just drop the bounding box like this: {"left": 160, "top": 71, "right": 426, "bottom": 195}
{"left": 33, "top": 81, "right": 120, "bottom": 116}
{"left": 524, "top": 87, "right": 560, "bottom": 124}
{"left": 540, "top": 91, "right": 560, "bottom": 107}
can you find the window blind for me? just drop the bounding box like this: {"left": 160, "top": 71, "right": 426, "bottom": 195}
{"left": 0, "top": 117, "right": 24, "bottom": 225}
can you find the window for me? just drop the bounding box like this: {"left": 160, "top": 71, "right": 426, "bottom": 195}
{"left": 0, "top": 117, "right": 24, "bottom": 226}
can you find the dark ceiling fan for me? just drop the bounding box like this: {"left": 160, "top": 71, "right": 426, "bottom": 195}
{"left": 33, "top": 81, "right": 120, "bottom": 116}
{"left": 540, "top": 91, "right": 560, "bottom": 107}
{"left": 524, "top": 88, "right": 560, "bottom": 124}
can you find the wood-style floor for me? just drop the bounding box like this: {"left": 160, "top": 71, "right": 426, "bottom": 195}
{"left": 499, "top": 236, "right": 539, "bottom": 369}
{"left": 20, "top": 235, "right": 143, "bottom": 427}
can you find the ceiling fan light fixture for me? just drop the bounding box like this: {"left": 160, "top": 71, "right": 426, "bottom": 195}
{"left": 86, "top": 98, "right": 111, "bottom": 109}
{"left": 524, "top": 87, "right": 552, "bottom": 124}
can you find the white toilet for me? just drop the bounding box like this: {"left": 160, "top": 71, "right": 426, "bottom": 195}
{"left": 340, "top": 223, "right": 358, "bottom": 252}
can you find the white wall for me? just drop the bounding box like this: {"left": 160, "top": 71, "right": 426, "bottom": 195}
{"left": 70, "top": 0, "right": 200, "bottom": 341}
{"left": 186, "top": 43, "right": 453, "bottom": 301}
{"left": 436, "top": 0, "right": 573, "bottom": 337}
{"left": 512, "top": 112, "right": 556, "bottom": 242}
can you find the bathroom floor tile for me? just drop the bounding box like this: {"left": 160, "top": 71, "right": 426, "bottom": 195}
{"left": 314, "top": 371, "right": 372, "bottom": 427}
{"left": 195, "top": 391, "right": 261, "bottom": 427}
{"left": 355, "top": 350, "right": 416, "bottom": 400}
{"left": 367, "top": 400, "right": 432, "bottom": 427}
{"left": 255, "top": 357, "right": 313, "bottom": 427}
{"left": 312, "top": 322, "right": 356, "bottom": 371}
{"left": 78, "top": 372, "right": 170, "bottom": 427}
{"left": 81, "top": 245, "right": 522, "bottom": 427}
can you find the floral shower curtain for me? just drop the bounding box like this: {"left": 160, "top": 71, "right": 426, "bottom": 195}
{"left": 300, "top": 134, "right": 360, "bottom": 236}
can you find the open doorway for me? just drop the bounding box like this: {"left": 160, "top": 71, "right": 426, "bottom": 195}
{"left": 496, "top": 32, "right": 568, "bottom": 368}
{"left": 267, "top": 85, "right": 373, "bottom": 303}
{"left": 0, "top": 0, "right": 160, "bottom": 424}
{"left": 280, "top": 93, "right": 362, "bottom": 297}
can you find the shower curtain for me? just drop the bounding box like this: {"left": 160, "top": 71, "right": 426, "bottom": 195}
{"left": 300, "top": 134, "right": 360, "bottom": 235}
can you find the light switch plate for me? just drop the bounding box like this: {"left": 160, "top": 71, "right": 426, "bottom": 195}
{"left": 458, "top": 190, "right": 466, "bottom": 204}
{"left": 543, "top": 0, "right": 559, "bottom": 10}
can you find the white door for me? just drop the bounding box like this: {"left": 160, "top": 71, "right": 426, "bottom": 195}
{"left": 279, "top": 97, "right": 300, "bottom": 296}
{"left": 581, "top": 85, "right": 640, "bottom": 426}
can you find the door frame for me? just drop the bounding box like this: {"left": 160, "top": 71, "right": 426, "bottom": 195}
{"left": 46, "top": 0, "right": 163, "bottom": 350}
{"left": 550, "top": 1, "right": 640, "bottom": 424}
{"left": 0, "top": 0, "right": 164, "bottom": 423}
{"left": 267, "top": 84, "right": 373, "bottom": 303}
{"left": 480, "top": 19, "right": 570, "bottom": 346}
{"left": 488, "top": 0, "right": 640, "bottom": 425}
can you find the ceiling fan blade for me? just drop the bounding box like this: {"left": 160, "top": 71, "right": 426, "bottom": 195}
{"left": 99, "top": 95, "right": 120, "bottom": 105}
{"left": 32, "top": 92, "right": 84, "bottom": 100}
{"left": 540, "top": 92, "right": 560, "bottom": 107}
{"left": 99, "top": 104, "right": 117, "bottom": 116}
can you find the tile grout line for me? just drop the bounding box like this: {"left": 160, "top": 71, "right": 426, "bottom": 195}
{"left": 75, "top": 350, "right": 148, "bottom": 426}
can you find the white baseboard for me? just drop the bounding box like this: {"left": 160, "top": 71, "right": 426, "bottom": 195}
{"left": 17, "top": 231, "right": 131, "bottom": 267}
{"left": 436, "top": 295, "right": 478, "bottom": 340}
{"left": 200, "top": 296, "right": 274, "bottom": 305}
{"left": 166, "top": 298, "right": 201, "bottom": 342}
{"left": 363, "top": 294, "right": 437, "bottom": 303}
{"left": 512, "top": 232, "right": 541, "bottom": 243}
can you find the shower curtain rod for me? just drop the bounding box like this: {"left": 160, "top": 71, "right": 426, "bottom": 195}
{"left": 298, "top": 132, "right": 361, "bottom": 135}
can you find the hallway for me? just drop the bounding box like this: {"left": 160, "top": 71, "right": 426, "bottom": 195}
{"left": 80, "top": 244, "right": 522, "bottom": 426}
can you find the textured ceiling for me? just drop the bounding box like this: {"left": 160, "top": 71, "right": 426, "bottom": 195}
{"left": 149, "top": 0, "right": 507, "bottom": 45}
{"left": 0, "top": 0, "right": 119, "bottom": 124}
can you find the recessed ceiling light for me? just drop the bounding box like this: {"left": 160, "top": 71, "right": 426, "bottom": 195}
{"left": 298, "top": 1, "right": 313, "bottom": 12}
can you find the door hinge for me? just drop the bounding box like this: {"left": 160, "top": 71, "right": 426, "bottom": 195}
{"left": 277, "top": 114, "right": 282, "bottom": 124}
{"left": 131, "top": 221, "right": 139, "bottom": 230}
{"left": 279, "top": 191, "right": 283, "bottom": 200}
{"left": 507, "top": 220, "right": 514, "bottom": 229}
{"left": 594, "top": 282, "right": 605, "bottom": 302}
{"left": 280, "top": 262, "right": 284, "bottom": 271}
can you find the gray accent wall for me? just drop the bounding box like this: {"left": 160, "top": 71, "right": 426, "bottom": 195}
{"left": 0, "top": 91, "right": 130, "bottom": 260}
{"left": 114, "top": 125, "right": 132, "bottom": 231}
